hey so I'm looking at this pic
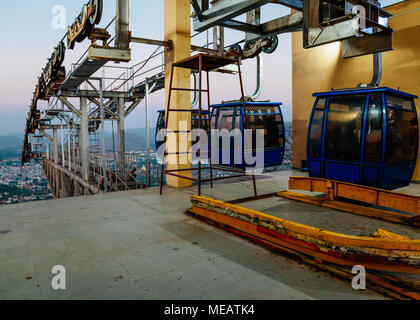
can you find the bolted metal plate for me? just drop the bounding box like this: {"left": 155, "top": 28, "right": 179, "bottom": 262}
{"left": 88, "top": 47, "right": 131, "bottom": 62}
{"left": 342, "top": 31, "right": 393, "bottom": 58}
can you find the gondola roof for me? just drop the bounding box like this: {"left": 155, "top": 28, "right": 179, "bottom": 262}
{"left": 157, "top": 109, "right": 209, "bottom": 113}
{"left": 313, "top": 87, "right": 418, "bottom": 99}
{"left": 211, "top": 101, "right": 283, "bottom": 108}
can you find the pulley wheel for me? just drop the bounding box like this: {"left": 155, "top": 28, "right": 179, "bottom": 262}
{"left": 89, "top": 0, "right": 103, "bottom": 25}
{"left": 261, "top": 35, "right": 278, "bottom": 54}
{"left": 244, "top": 40, "right": 262, "bottom": 59}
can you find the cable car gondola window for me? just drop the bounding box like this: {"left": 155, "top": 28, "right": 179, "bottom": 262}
{"left": 324, "top": 95, "right": 365, "bottom": 162}
{"left": 364, "top": 94, "right": 383, "bottom": 163}
{"left": 192, "top": 113, "right": 209, "bottom": 131}
{"left": 211, "top": 109, "right": 218, "bottom": 130}
{"left": 385, "top": 107, "right": 418, "bottom": 164}
{"left": 308, "top": 98, "right": 326, "bottom": 158}
{"left": 234, "top": 107, "right": 242, "bottom": 129}
{"left": 157, "top": 112, "right": 165, "bottom": 129}
{"left": 246, "top": 106, "right": 284, "bottom": 150}
{"left": 218, "top": 108, "right": 234, "bottom": 131}
{"left": 217, "top": 108, "right": 235, "bottom": 153}
{"left": 386, "top": 94, "right": 414, "bottom": 111}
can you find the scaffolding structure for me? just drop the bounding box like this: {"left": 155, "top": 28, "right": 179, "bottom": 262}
{"left": 160, "top": 53, "right": 257, "bottom": 196}
{"left": 21, "top": 0, "right": 395, "bottom": 199}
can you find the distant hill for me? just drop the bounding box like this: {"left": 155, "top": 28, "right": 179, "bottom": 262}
{"left": 103, "top": 128, "right": 156, "bottom": 152}
{"left": 0, "top": 134, "right": 23, "bottom": 160}
{"left": 0, "top": 123, "right": 293, "bottom": 159}
{"left": 0, "top": 129, "right": 156, "bottom": 160}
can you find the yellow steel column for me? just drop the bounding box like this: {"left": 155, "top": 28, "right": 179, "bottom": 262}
{"left": 164, "top": 0, "right": 192, "bottom": 188}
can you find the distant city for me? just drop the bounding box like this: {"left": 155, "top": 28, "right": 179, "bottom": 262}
{"left": 0, "top": 123, "right": 292, "bottom": 206}
{"left": 0, "top": 158, "right": 52, "bottom": 204}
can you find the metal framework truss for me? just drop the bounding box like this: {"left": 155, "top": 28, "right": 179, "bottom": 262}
{"left": 191, "top": 0, "right": 393, "bottom": 59}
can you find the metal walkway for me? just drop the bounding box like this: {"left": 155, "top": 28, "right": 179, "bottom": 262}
{"left": 60, "top": 56, "right": 108, "bottom": 91}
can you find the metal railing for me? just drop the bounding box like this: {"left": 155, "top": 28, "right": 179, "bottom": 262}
{"left": 46, "top": 144, "right": 151, "bottom": 192}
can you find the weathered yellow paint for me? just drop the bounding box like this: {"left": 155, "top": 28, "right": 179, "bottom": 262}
{"left": 190, "top": 195, "right": 420, "bottom": 273}
{"left": 164, "top": 0, "right": 192, "bottom": 188}
{"left": 292, "top": 0, "right": 420, "bottom": 181}
{"left": 373, "top": 229, "right": 410, "bottom": 240}
{"left": 190, "top": 195, "right": 420, "bottom": 250}
{"left": 287, "top": 176, "right": 420, "bottom": 216}
{"left": 277, "top": 190, "right": 419, "bottom": 226}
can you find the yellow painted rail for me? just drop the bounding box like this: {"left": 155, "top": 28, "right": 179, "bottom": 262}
{"left": 190, "top": 195, "right": 420, "bottom": 273}
{"left": 189, "top": 194, "right": 420, "bottom": 299}
{"left": 277, "top": 190, "right": 420, "bottom": 227}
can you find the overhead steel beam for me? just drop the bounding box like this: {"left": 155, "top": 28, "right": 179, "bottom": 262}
{"left": 39, "top": 129, "right": 54, "bottom": 142}
{"left": 58, "top": 97, "right": 81, "bottom": 118}
{"left": 262, "top": 11, "right": 303, "bottom": 35}
{"left": 303, "top": 0, "right": 393, "bottom": 52}
{"left": 193, "top": 0, "right": 273, "bottom": 32}
{"left": 88, "top": 98, "right": 116, "bottom": 117}
{"left": 131, "top": 36, "right": 172, "bottom": 48}
{"left": 222, "top": 19, "right": 262, "bottom": 34}
{"left": 39, "top": 124, "right": 79, "bottom": 130}
{"left": 270, "top": 0, "right": 303, "bottom": 10}
{"left": 191, "top": 45, "right": 218, "bottom": 55}
{"left": 306, "top": 19, "right": 359, "bottom": 47}
{"left": 191, "top": 0, "right": 205, "bottom": 21}
{"left": 342, "top": 30, "right": 393, "bottom": 58}
{"left": 124, "top": 98, "right": 142, "bottom": 118}
{"left": 58, "top": 89, "right": 138, "bottom": 99}
{"left": 88, "top": 46, "right": 131, "bottom": 62}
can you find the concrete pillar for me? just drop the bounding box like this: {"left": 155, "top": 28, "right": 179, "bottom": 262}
{"left": 117, "top": 97, "right": 126, "bottom": 168}
{"left": 164, "top": 0, "right": 192, "bottom": 188}
{"left": 80, "top": 97, "right": 89, "bottom": 181}
{"left": 53, "top": 128, "right": 59, "bottom": 165}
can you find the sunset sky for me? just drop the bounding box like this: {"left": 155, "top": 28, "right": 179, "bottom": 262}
{"left": 0, "top": 1, "right": 398, "bottom": 135}
{"left": 0, "top": 1, "right": 293, "bottom": 136}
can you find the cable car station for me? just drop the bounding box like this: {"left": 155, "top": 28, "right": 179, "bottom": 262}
{"left": 2, "top": 0, "right": 420, "bottom": 300}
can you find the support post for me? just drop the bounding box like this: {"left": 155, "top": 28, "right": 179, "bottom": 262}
{"left": 117, "top": 97, "right": 126, "bottom": 169}
{"left": 53, "top": 128, "right": 59, "bottom": 165}
{"left": 72, "top": 120, "right": 76, "bottom": 172}
{"left": 100, "top": 78, "right": 108, "bottom": 192}
{"left": 116, "top": 0, "right": 130, "bottom": 49}
{"left": 213, "top": 26, "right": 224, "bottom": 56}
{"left": 164, "top": 0, "right": 192, "bottom": 188}
{"left": 80, "top": 97, "right": 89, "bottom": 181}
{"left": 68, "top": 121, "right": 71, "bottom": 170}
{"left": 145, "top": 81, "right": 151, "bottom": 186}
{"left": 60, "top": 103, "right": 65, "bottom": 166}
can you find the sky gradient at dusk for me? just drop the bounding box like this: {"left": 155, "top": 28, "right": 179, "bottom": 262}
{"left": 0, "top": 1, "right": 292, "bottom": 135}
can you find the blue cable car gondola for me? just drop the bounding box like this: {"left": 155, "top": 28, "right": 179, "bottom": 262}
{"left": 155, "top": 109, "right": 209, "bottom": 151}
{"left": 210, "top": 101, "right": 285, "bottom": 168}
{"left": 307, "top": 87, "right": 419, "bottom": 190}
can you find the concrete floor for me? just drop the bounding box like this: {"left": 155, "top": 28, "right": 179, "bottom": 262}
{"left": 2, "top": 169, "right": 418, "bottom": 300}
